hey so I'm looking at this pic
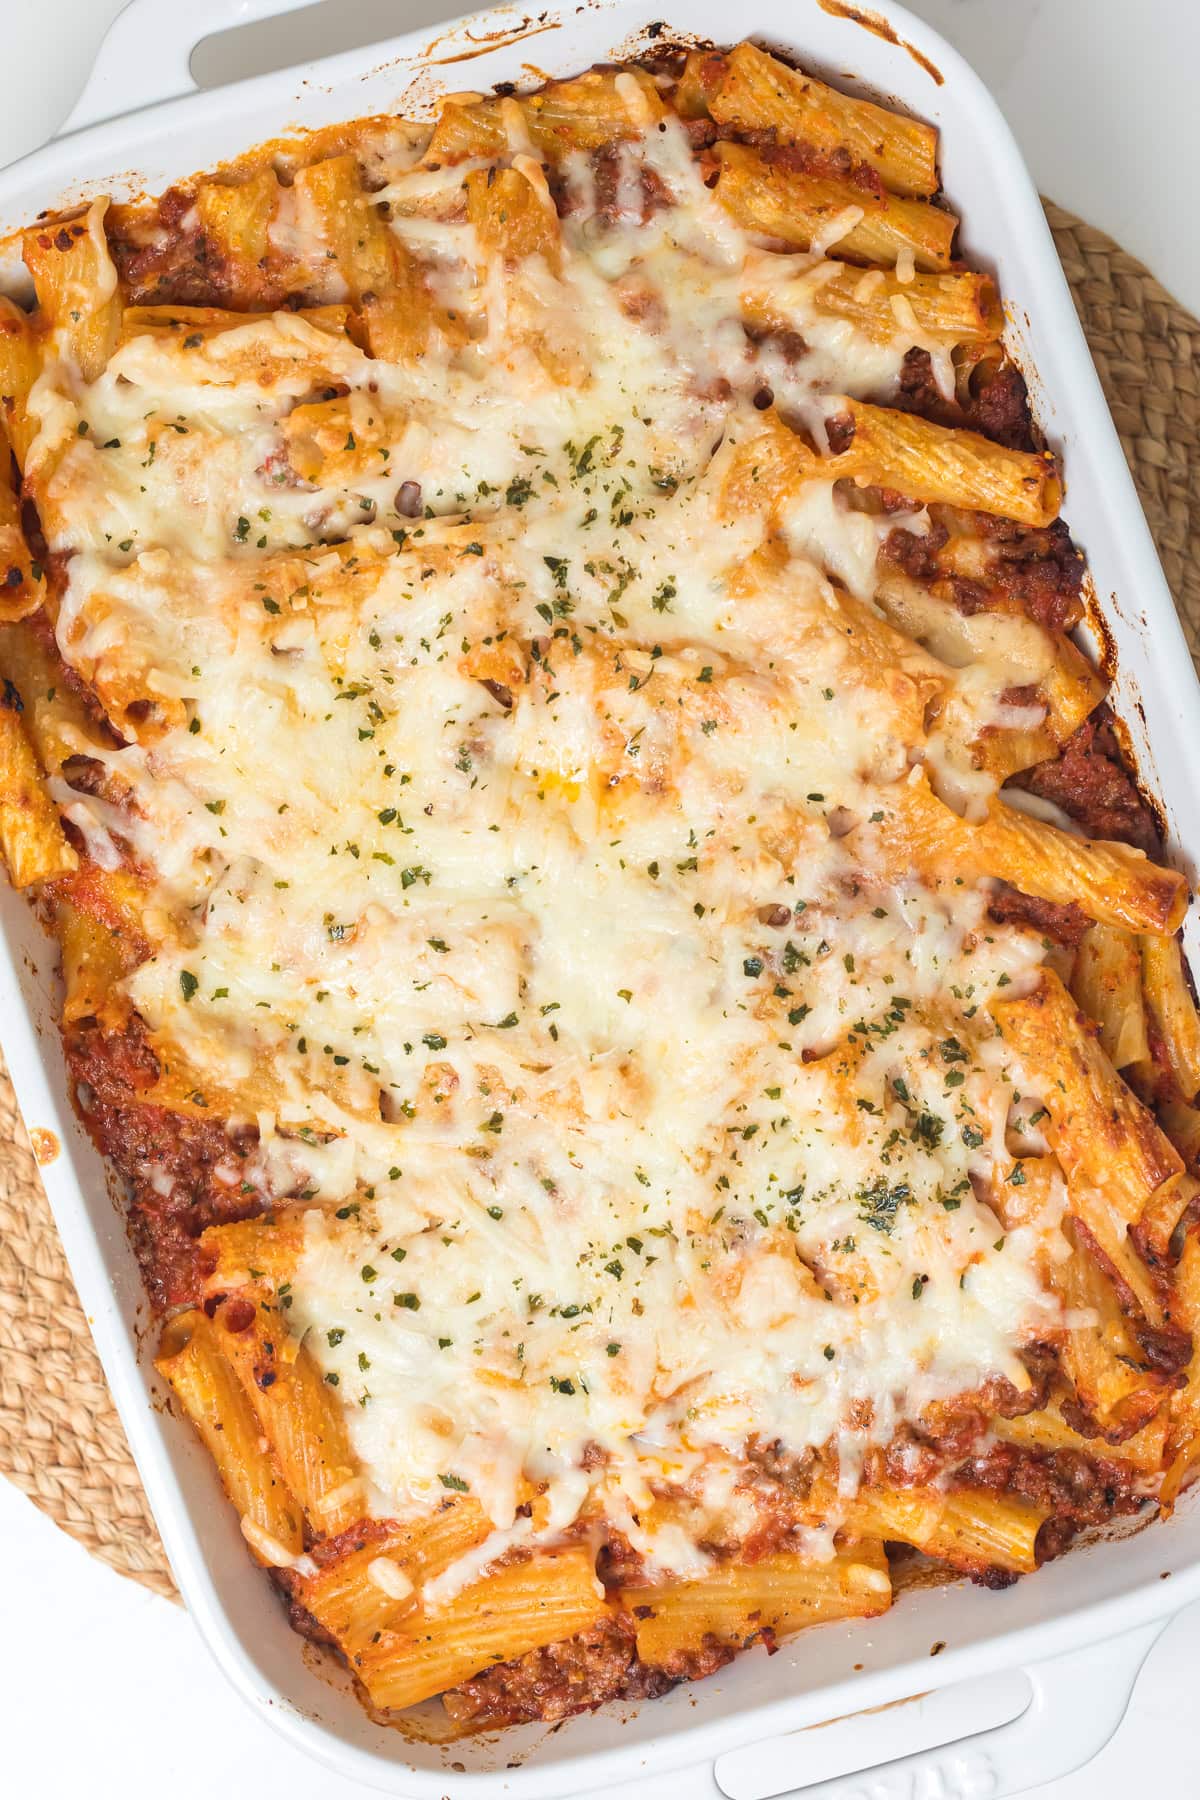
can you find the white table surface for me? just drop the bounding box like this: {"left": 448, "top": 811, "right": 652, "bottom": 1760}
{"left": 3, "top": 4, "right": 1199, "bottom": 1796}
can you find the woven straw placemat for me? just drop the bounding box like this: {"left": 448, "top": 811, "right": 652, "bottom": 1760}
{"left": 0, "top": 203, "right": 1197, "bottom": 1603}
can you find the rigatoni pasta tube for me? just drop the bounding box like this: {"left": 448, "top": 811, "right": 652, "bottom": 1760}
{"left": 296, "top": 1500, "right": 492, "bottom": 1656}
{"left": 741, "top": 258, "right": 1002, "bottom": 350}
{"left": 713, "top": 142, "right": 957, "bottom": 273}
{"left": 1071, "top": 924, "right": 1149, "bottom": 1070}
{"left": 623, "top": 1541, "right": 891, "bottom": 1668}
{"left": 995, "top": 1396, "right": 1168, "bottom": 1475}
{"left": 23, "top": 198, "right": 121, "bottom": 384}
{"left": 422, "top": 67, "right": 667, "bottom": 166}
{"left": 1140, "top": 934, "right": 1200, "bottom": 1103}
{"left": 991, "top": 968, "right": 1182, "bottom": 1228}
{"left": 0, "top": 298, "right": 41, "bottom": 467}
{"left": 722, "top": 406, "right": 1061, "bottom": 530}
{"left": 848, "top": 1485, "right": 1047, "bottom": 1574}
{"left": 200, "top": 1209, "right": 310, "bottom": 1294}
{"left": 291, "top": 154, "right": 465, "bottom": 362}
{"left": 703, "top": 43, "right": 939, "bottom": 197}
{"left": 871, "top": 767, "right": 1185, "bottom": 937}
{"left": 0, "top": 421, "right": 43, "bottom": 624}
{"left": 214, "top": 1300, "right": 364, "bottom": 1536}
{"left": 355, "top": 1547, "right": 609, "bottom": 1710}
{"left": 155, "top": 1308, "right": 302, "bottom": 1563}
{"left": 0, "top": 675, "right": 76, "bottom": 887}
{"left": 195, "top": 167, "right": 280, "bottom": 280}
{"left": 1049, "top": 1217, "right": 1169, "bottom": 1441}
{"left": 833, "top": 399, "right": 1061, "bottom": 527}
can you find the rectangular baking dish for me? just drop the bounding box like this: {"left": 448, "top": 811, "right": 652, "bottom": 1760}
{"left": 3, "top": 2, "right": 1200, "bottom": 1794}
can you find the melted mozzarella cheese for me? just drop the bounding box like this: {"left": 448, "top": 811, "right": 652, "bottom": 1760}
{"left": 35, "top": 113, "right": 1069, "bottom": 1578}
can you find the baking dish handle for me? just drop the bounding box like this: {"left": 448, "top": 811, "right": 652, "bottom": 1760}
{"left": 697, "top": 1617, "right": 1166, "bottom": 1800}
{"left": 56, "top": 0, "right": 317, "bottom": 136}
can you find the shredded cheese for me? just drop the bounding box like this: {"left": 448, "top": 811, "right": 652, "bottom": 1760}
{"left": 36, "top": 114, "right": 1068, "bottom": 1582}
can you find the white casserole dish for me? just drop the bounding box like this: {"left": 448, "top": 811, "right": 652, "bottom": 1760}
{"left": 2, "top": 2, "right": 1199, "bottom": 1794}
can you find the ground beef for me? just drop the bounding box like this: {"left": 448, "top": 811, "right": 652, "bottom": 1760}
{"left": 986, "top": 884, "right": 1091, "bottom": 948}
{"left": 1015, "top": 711, "right": 1160, "bottom": 854}
{"left": 273, "top": 1576, "right": 340, "bottom": 1650}
{"left": 111, "top": 214, "right": 229, "bottom": 308}
{"left": 749, "top": 136, "right": 883, "bottom": 194}
{"left": 964, "top": 361, "right": 1035, "bottom": 450}
{"left": 596, "top": 1530, "right": 647, "bottom": 1588}
{"left": 580, "top": 145, "right": 672, "bottom": 225}
{"left": 882, "top": 509, "right": 1084, "bottom": 635}
{"left": 883, "top": 520, "right": 950, "bottom": 580}
{"left": 66, "top": 1018, "right": 260, "bottom": 1309}
{"left": 684, "top": 116, "right": 717, "bottom": 150}
{"left": 975, "top": 514, "right": 1086, "bottom": 632}
{"left": 441, "top": 1616, "right": 676, "bottom": 1729}
{"left": 952, "top": 1441, "right": 1146, "bottom": 1533}
{"left": 895, "top": 351, "right": 1035, "bottom": 452}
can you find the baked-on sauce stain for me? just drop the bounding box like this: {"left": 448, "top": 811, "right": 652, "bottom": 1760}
{"left": 29, "top": 1126, "right": 60, "bottom": 1165}
{"left": 816, "top": 0, "right": 945, "bottom": 84}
